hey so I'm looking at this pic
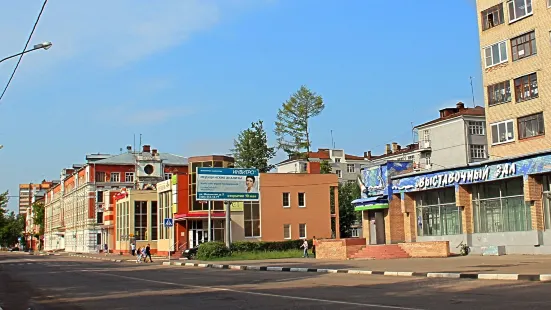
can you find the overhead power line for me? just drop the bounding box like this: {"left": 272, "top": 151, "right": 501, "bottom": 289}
{"left": 0, "top": 0, "right": 48, "bottom": 104}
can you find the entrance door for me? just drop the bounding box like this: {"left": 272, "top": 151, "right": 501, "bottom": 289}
{"left": 368, "top": 210, "right": 386, "bottom": 245}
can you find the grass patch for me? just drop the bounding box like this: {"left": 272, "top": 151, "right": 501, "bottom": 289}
{"left": 204, "top": 249, "right": 305, "bottom": 261}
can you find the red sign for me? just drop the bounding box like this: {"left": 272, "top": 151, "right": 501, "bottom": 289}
{"left": 114, "top": 188, "right": 128, "bottom": 201}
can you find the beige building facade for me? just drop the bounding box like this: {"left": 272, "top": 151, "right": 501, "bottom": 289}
{"left": 476, "top": 0, "right": 551, "bottom": 158}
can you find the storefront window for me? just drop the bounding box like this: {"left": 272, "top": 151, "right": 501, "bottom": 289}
{"left": 543, "top": 176, "right": 551, "bottom": 229}
{"left": 416, "top": 187, "right": 461, "bottom": 236}
{"left": 473, "top": 178, "right": 530, "bottom": 233}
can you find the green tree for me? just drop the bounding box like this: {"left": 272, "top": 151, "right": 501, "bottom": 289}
{"left": 338, "top": 181, "right": 361, "bottom": 238}
{"left": 274, "top": 85, "right": 325, "bottom": 159}
{"left": 232, "top": 120, "right": 277, "bottom": 172}
{"left": 0, "top": 191, "right": 25, "bottom": 247}
{"left": 320, "top": 160, "right": 332, "bottom": 174}
{"left": 32, "top": 201, "right": 45, "bottom": 236}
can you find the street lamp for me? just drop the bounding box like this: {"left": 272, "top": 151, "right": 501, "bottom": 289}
{"left": 0, "top": 41, "right": 53, "bottom": 64}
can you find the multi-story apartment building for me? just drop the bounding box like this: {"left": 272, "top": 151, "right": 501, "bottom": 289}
{"left": 43, "top": 145, "right": 188, "bottom": 253}
{"left": 415, "top": 102, "right": 488, "bottom": 169}
{"left": 476, "top": 0, "right": 551, "bottom": 158}
{"left": 276, "top": 148, "right": 366, "bottom": 182}
{"left": 18, "top": 180, "right": 57, "bottom": 215}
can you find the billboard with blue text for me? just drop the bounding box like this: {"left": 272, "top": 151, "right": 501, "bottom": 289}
{"left": 196, "top": 168, "right": 260, "bottom": 201}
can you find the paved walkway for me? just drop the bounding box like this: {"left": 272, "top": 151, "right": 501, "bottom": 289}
{"left": 189, "top": 255, "right": 551, "bottom": 275}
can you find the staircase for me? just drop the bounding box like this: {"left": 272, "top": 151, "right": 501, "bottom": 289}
{"left": 350, "top": 245, "right": 410, "bottom": 260}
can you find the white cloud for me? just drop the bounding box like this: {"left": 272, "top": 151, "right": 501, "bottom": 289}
{"left": 0, "top": 0, "right": 269, "bottom": 71}
{"left": 125, "top": 107, "right": 195, "bottom": 124}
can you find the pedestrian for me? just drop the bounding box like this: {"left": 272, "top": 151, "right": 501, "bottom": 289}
{"left": 145, "top": 243, "right": 153, "bottom": 263}
{"left": 312, "top": 236, "right": 318, "bottom": 256}
{"left": 300, "top": 239, "right": 309, "bottom": 258}
{"left": 131, "top": 243, "right": 136, "bottom": 256}
{"left": 104, "top": 243, "right": 108, "bottom": 256}
{"left": 136, "top": 246, "right": 143, "bottom": 263}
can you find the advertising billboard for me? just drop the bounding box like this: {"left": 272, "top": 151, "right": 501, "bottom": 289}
{"left": 196, "top": 168, "right": 260, "bottom": 201}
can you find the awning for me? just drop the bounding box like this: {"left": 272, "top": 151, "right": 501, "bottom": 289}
{"left": 352, "top": 196, "right": 387, "bottom": 205}
{"left": 352, "top": 196, "right": 389, "bottom": 212}
{"left": 354, "top": 203, "right": 389, "bottom": 211}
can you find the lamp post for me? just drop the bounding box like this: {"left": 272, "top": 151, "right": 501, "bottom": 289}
{"left": 0, "top": 42, "right": 52, "bottom": 64}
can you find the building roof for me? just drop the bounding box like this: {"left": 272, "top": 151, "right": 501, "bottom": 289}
{"left": 367, "top": 143, "right": 419, "bottom": 161}
{"left": 276, "top": 148, "right": 365, "bottom": 165}
{"left": 415, "top": 103, "right": 485, "bottom": 129}
{"left": 91, "top": 152, "right": 188, "bottom": 166}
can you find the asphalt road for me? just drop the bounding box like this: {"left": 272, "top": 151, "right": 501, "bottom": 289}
{"left": 1, "top": 253, "right": 550, "bottom": 310}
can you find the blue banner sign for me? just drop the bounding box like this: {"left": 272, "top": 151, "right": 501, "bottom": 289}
{"left": 196, "top": 168, "right": 260, "bottom": 201}
{"left": 391, "top": 153, "right": 551, "bottom": 193}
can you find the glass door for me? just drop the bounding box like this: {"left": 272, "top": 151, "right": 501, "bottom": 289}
{"left": 544, "top": 193, "right": 551, "bottom": 230}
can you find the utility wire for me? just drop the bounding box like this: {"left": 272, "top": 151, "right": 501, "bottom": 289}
{"left": 0, "top": 0, "right": 48, "bottom": 104}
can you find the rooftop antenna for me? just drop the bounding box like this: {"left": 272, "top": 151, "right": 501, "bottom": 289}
{"left": 470, "top": 76, "right": 476, "bottom": 108}
{"left": 330, "top": 130, "right": 335, "bottom": 149}
{"left": 411, "top": 122, "right": 414, "bottom": 144}
{"left": 133, "top": 134, "right": 136, "bottom": 155}
{"left": 139, "top": 134, "right": 142, "bottom": 152}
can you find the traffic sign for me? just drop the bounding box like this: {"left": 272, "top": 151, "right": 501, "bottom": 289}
{"left": 164, "top": 218, "right": 174, "bottom": 227}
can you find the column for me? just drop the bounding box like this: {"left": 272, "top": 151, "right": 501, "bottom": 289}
{"left": 402, "top": 192, "right": 416, "bottom": 243}
{"left": 456, "top": 184, "right": 473, "bottom": 234}
{"left": 524, "top": 175, "right": 544, "bottom": 231}
{"left": 333, "top": 186, "right": 340, "bottom": 239}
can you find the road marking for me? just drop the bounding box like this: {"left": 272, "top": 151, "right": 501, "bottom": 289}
{"left": 89, "top": 271, "right": 425, "bottom": 310}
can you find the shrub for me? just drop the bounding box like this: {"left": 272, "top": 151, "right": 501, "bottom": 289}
{"left": 196, "top": 242, "right": 230, "bottom": 260}
{"left": 230, "top": 239, "right": 313, "bottom": 252}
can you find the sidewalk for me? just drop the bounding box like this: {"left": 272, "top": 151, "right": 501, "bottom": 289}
{"left": 64, "top": 252, "right": 168, "bottom": 264}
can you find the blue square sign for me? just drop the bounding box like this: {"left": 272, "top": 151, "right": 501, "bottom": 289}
{"left": 164, "top": 218, "right": 173, "bottom": 227}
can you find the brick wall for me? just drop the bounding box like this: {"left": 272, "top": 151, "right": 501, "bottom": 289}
{"left": 399, "top": 241, "right": 450, "bottom": 258}
{"left": 525, "top": 175, "right": 544, "bottom": 231}
{"left": 402, "top": 193, "right": 416, "bottom": 242}
{"left": 386, "top": 195, "right": 405, "bottom": 244}
{"left": 316, "top": 239, "right": 347, "bottom": 260}
{"left": 456, "top": 185, "right": 473, "bottom": 234}
{"left": 316, "top": 238, "right": 366, "bottom": 260}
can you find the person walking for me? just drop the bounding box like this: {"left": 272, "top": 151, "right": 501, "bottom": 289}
{"left": 136, "top": 246, "right": 143, "bottom": 263}
{"left": 145, "top": 243, "right": 153, "bottom": 263}
{"left": 300, "top": 239, "right": 309, "bottom": 258}
{"left": 131, "top": 243, "right": 136, "bottom": 256}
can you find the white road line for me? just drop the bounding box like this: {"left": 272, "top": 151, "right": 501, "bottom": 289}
{"left": 88, "top": 271, "right": 425, "bottom": 310}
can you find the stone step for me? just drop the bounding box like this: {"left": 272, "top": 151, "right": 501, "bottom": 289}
{"left": 351, "top": 245, "right": 411, "bottom": 260}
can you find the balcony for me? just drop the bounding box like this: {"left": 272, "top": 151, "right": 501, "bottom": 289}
{"left": 419, "top": 140, "right": 431, "bottom": 151}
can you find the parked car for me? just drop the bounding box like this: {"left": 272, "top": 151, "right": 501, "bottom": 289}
{"left": 9, "top": 247, "right": 19, "bottom": 252}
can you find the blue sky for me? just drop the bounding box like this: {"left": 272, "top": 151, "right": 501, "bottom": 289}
{"left": 0, "top": 0, "right": 482, "bottom": 212}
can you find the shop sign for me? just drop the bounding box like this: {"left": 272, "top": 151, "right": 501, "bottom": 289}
{"left": 156, "top": 179, "right": 171, "bottom": 193}
{"left": 393, "top": 162, "right": 517, "bottom": 191}
{"left": 114, "top": 188, "right": 128, "bottom": 200}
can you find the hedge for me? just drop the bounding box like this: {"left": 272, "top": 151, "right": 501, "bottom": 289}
{"left": 196, "top": 242, "right": 230, "bottom": 260}
{"left": 230, "top": 239, "right": 313, "bottom": 252}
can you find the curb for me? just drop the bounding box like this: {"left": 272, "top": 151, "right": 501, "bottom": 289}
{"left": 68, "top": 254, "right": 123, "bottom": 263}
{"left": 161, "top": 262, "right": 551, "bottom": 282}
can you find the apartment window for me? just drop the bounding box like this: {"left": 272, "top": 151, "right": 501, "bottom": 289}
{"left": 301, "top": 163, "right": 308, "bottom": 172}
{"left": 514, "top": 73, "right": 538, "bottom": 102}
{"left": 96, "top": 190, "right": 104, "bottom": 203}
{"left": 110, "top": 172, "right": 120, "bottom": 183}
{"left": 491, "top": 120, "right": 515, "bottom": 144}
{"left": 507, "top": 0, "right": 532, "bottom": 22}
{"left": 298, "top": 193, "right": 306, "bottom": 207}
{"left": 416, "top": 188, "right": 462, "bottom": 236}
{"left": 335, "top": 170, "right": 342, "bottom": 178}
{"left": 299, "top": 223, "right": 307, "bottom": 239}
{"left": 283, "top": 224, "right": 291, "bottom": 239}
{"left": 518, "top": 112, "right": 545, "bottom": 139}
{"left": 469, "top": 121, "right": 485, "bottom": 135}
{"left": 150, "top": 201, "right": 158, "bottom": 241}
{"left": 95, "top": 172, "right": 106, "bottom": 182}
{"left": 134, "top": 201, "right": 147, "bottom": 240}
{"left": 96, "top": 211, "right": 103, "bottom": 224}
{"left": 335, "top": 158, "right": 341, "bottom": 163}
{"left": 512, "top": 31, "right": 537, "bottom": 62}
{"left": 407, "top": 155, "right": 415, "bottom": 160}
{"left": 425, "top": 155, "right": 431, "bottom": 166}
{"left": 487, "top": 81, "right": 512, "bottom": 106}
{"left": 164, "top": 173, "right": 173, "bottom": 181}
{"left": 481, "top": 3, "right": 504, "bottom": 30}
{"left": 473, "top": 178, "right": 530, "bottom": 233}
{"left": 347, "top": 164, "right": 355, "bottom": 173}
{"left": 125, "top": 172, "right": 134, "bottom": 183}
{"left": 484, "top": 41, "right": 508, "bottom": 67}
{"left": 470, "top": 145, "right": 486, "bottom": 159}
{"left": 244, "top": 202, "right": 260, "bottom": 237}
{"left": 282, "top": 192, "right": 290, "bottom": 208}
